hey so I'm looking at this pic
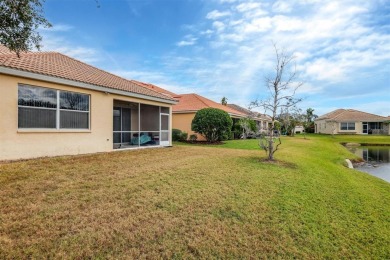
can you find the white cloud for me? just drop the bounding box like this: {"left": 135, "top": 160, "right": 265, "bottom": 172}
{"left": 229, "top": 19, "right": 243, "bottom": 26}
{"left": 352, "top": 101, "right": 390, "bottom": 117}
{"left": 212, "top": 21, "right": 225, "bottom": 32}
{"left": 272, "top": 1, "right": 292, "bottom": 13}
{"left": 236, "top": 2, "right": 262, "bottom": 12}
{"left": 239, "top": 17, "right": 272, "bottom": 33}
{"left": 304, "top": 58, "right": 346, "bottom": 82}
{"left": 220, "top": 33, "right": 244, "bottom": 42}
{"left": 206, "top": 10, "right": 231, "bottom": 19}
{"left": 176, "top": 35, "right": 198, "bottom": 47}
{"left": 176, "top": 40, "right": 196, "bottom": 47}
{"left": 295, "top": 82, "right": 323, "bottom": 95}
{"left": 40, "top": 33, "right": 100, "bottom": 63}
{"left": 170, "top": 0, "right": 389, "bottom": 112}
{"left": 272, "top": 15, "right": 303, "bottom": 32}
{"left": 220, "top": 0, "right": 237, "bottom": 3}
{"left": 112, "top": 69, "right": 193, "bottom": 94}
{"left": 200, "top": 29, "right": 213, "bottom": 35}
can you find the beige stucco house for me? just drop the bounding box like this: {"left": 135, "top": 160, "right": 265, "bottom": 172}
{"left": 172, "top": 94, "right": 246, "bottom": 140}
{"left": 227, "top": 104, "right": 272, "bottom": 134}
{"left": 315, "top": 109, "right": 390, "bottom": 135}
{"left": 0, "top": 46, "right": 177, "bottom": 161}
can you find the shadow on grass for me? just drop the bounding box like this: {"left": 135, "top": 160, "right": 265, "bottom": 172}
{"left": 241, "top": 156, "right": 298, "bottom": 169}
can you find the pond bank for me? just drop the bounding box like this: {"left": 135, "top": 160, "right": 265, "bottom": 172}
{"left": 344, "top": 144, "right": 390, "bottom": 183}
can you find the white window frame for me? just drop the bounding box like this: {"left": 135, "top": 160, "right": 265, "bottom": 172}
{"left": 18, "top": 84, "right": 90, "bottom": 130}
{"left": 340, "top": 122, "right": 355, "bottom": 131}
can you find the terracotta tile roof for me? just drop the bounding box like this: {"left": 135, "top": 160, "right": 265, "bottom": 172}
{"left": 0, "top": 45, "right": 15, "bottom": 55}
{"left": 316, "top": 109, "right": 387, "bottom": 122}
{"left": 316, "top": 109, "right": 345, "bottom": 120}
{"left": 0, "top": 45, "right": 175, "bottom": 102}
{"left": 228, "top": 104, "right": 272, "bottom": 121}
{"left": 172, "top": 93, "right": 246, "bottom": 117}
{"left": 131, "top": 80, "right": 178, "bottom": 98}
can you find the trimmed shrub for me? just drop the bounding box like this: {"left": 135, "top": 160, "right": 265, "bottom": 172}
{"left": 172, "top": 129, "right": 183, "bottom": 141}
{"left": 189, "top": 134, "right": 198, "bottom": 141}
{"left": 191, "top": 108, "right": 233, "bottom": 142}
{"left": 180, "top": 132, "right": 188, "bottom": 141}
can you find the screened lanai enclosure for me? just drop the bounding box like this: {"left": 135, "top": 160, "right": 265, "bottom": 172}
{"left": 113, "top": 100, "right": 170, "bottom": 149}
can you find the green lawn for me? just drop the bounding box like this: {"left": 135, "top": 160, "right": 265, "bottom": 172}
{"left": 1, "top": 135, "right": 389, "bottom": 258}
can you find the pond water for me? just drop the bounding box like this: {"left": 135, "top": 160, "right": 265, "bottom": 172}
{"left": 346, "top": 146, "right": 390, "bottom": 182}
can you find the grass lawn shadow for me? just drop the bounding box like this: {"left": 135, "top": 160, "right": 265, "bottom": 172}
{"left": 243, "top": 156, "right": 298, "bottom": 169}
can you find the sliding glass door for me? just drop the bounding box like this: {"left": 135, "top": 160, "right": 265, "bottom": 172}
{"left": 362, "top": 122, "right": 368, "bottom": 134}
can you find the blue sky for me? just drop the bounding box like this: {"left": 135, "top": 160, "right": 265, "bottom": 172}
{"left": 39, "top": 0, "right": 390, "bottom": 116}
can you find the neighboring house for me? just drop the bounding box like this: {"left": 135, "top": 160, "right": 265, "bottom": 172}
{"left": 135, "top": 86, "right": 249, "bottom": 140}
{"left": 294, "top": 125, "right": 305, "bottom": 134}
{"left": 0, "top": 45, "right": 177, "bottom": 161}
{"left": 227, "top": 104, "right": 272, "bottom": 134}
{"left": 172, "top": 94, "right": 246, "bottom": 140}
{"left": 314, "top": 109, "right": 390, "bottom": 135}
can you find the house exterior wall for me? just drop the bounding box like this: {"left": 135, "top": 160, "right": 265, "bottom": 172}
{"left": 172, "top": 112, "right": 206, "bottom": 141}
{"left": 255, "top": 119, "right": 270, "bottom": 134}
{"left": 384, "top": 123, "right": 390, "bottom": 135}
{"left": 294, "top": 125, "right": 305, "bottom": 134}
{"left": 0, "top": 74, "right": 173, "bottom": 161}
{"left": 337, "top": 121, "right": 362, "bottom": 134}
{"left": 315, "top": 119, "right": 335, "bottom": 134}
{"left": 315, "top": 120, "right": 390, "bottom": 135}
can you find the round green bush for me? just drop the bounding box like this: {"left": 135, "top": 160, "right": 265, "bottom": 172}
{"left": 191, "top": 108, "right": 233, "bottom": 142}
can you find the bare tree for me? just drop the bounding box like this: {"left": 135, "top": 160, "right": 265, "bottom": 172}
{"left": 250, "top": 44, "right": 303, "bottom": 161}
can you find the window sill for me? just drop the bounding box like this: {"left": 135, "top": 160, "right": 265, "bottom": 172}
{"left": 18, "top": 129, "right": 91, "bottom": 133}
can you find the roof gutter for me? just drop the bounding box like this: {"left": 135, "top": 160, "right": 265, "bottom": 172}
{"left": 0, "top": 66, "right": 177, "bottom": 105}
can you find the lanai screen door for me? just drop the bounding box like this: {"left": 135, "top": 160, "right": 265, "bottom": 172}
{"left": 113, "top": 101, "right": 170, "bottom": 149}
{"left": 160, "top": 114, "right": 169, "bottom": 146}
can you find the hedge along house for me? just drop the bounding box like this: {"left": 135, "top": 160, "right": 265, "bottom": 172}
{"left": 0, "top": 46, "right": 177, "bottom": 161}
{"left": 314, "top": 109, "right": 390, "bottom": 135}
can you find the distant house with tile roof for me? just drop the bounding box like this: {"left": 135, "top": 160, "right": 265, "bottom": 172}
{"left": 171, "top": 94, "right": 246, "bottom": 140}
{"left": 133, "top": 84, "right": 250, "bottom": 140}
{"left": 314, "top": 109, "right": 390, "bottom": 135}
{"left": 0, "top": 45, "right": 177, "bottom": 160}
{"left": 227, "top": 104, "right": 272, "bottom": 134}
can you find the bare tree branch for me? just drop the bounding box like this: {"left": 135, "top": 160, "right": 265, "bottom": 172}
{"left": 250, "top": 43, "right": 303, "bottom": 161}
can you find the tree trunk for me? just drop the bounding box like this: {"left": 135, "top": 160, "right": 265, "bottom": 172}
{"left": 268, "top": 138, "right": 274, "bottom": 160}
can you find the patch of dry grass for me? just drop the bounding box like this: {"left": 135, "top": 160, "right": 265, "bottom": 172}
{"left": 0, "top": 139, "right": 389, "bottom": 258}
